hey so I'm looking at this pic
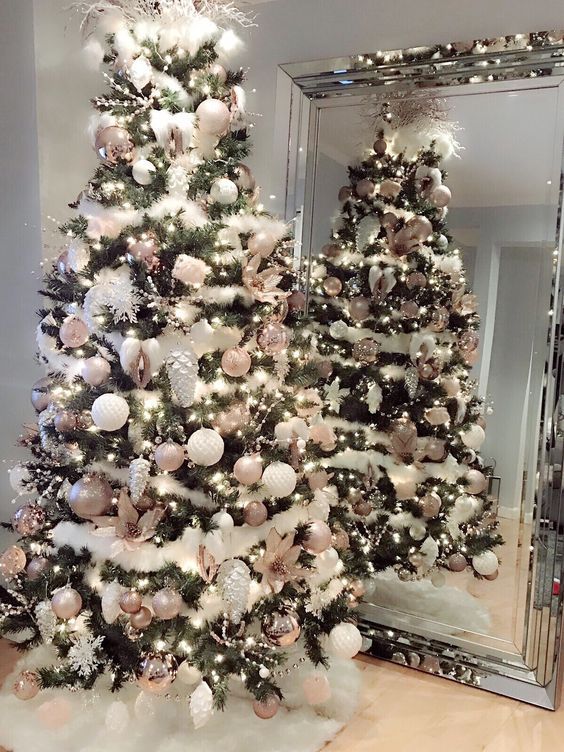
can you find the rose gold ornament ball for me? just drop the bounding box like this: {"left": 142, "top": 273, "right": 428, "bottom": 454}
{"left": 26, "top": 556, "right": 50, "bottom": 580}
{"left": 154, "top": 440, "right": 185, "bottom": 472}
{"left": 119, "top": 590, "right": 143, "bottom": 614}
{"left": 448, "top": 553, "right": 467, "bottom": 572}
{"left": 356, "top": 178, "right": 375, "bottom": 198}
{"left": 233, "top": 454, "right": 263, "bottom": 485}
{"left": 308, "top": 470, "right": 331, "bottom": 491}
{"left": 152, "top": 588, "right": 183, "bottom": 620}
{"left": 0, "top": 546, "right": 27, "bottom": 578}
{"left": 195, "top": 98, "right": 231, "bottom": 136}
{"left": 137, "top": 653, "right": 178, "bottom": 694}
{"left": 426, "top": 438, "right": 446, "bottom": 461}
{"left": 406, "top": 271, "right": 427, "bottom": 289}
{"left": 400, "top": 301, "right": 419, "bottom": 318}
{"left": 257, "top": 322, "right": 289, "bottom": 355}
{"left": 303, "top": 520, "right": 332, "bottom": 554}
{"left": 420, "top": 492, "right": 442, "bottom": 518}
{"left": 54, "top": 411, "right": 78, "bottom": 433}
{"left": 349, "top": 296, "right": 371, "bottom": 322}
{"left": 51, "top": 587, "right": 83, "bottom": 620}
{"left": 82, "top": 356, "right": 111, "bottom": 386}
{"left": 68, "top": 475, "right": 114, "bottom": 519}
{"left": 323, "top": 276, "right": 342, "bottom": 297}
{"left": 12, "top": 504, "right": 46, "bottom": 536}
{"left": 466, "top": 469, "right": 487, "bottom": 494}
{"left": 130, "top": 606, "right": 153, "bottom": 629}
{"left": 13, "top": 671, "right": 40, "bottom": 701}
{"left": 263, "top": 609, "right": 301, "bottom": 647}
{"left": 430, "top": 185, "right": 452, "bottom": 208}
{"left": 243, "top": 500, "right": 268, "bottom": 527}
{"left": 353, "top": 338, "right": 379, "bottom": 364}
{"left": 373, "top": 138, "right": 387, "bottom": 156}
{"left": 287, "top": 290, "right": 306, "bottom": 312}
{"left": 247, "top": 230, "right": 278, "bottom": 257}
{"left": 95, "top": 125, "right": 136, "bottom": 164}
{"left": 221, "top": 347, "right": 252, "bottom": 377}
{"left": 338, "top": 186, "right": 352, "bottom": 201}
{"left": 316, "top": 360, "right": 333, "bottom": 379}
{"left": 253, "top": 695, "right": 280, "bottom": 720}
{"left": 59, "top": 317, "right": 89, "bottom": 348}
{"left": 333, "top": 529, "right": 350, "bottom": 550}
{"left": 31, "top": 376, "right": 52, "bottom": 412}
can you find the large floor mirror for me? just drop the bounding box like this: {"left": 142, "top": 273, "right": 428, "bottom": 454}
{"left": 280, "top": 33, "right": 564, "bottom": 708}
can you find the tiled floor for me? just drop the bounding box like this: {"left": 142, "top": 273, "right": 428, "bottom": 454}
{"left": 0, "top": 640, "right": 562, "bottom": 751}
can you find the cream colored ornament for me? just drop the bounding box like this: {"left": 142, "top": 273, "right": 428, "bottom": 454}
{"left": 132, "top": 159, "right": 156, "bottom": 185}
{"left": 190, "top": 680, "right": 214, "bottom": 729}
{"left": 262, "top": 462, "right": 297, "bottom": 498}
{"left": 91, "top": 394, "right": 130, "bottom": 431}
{"left": 187, "top": 428, "right": 224, "bottom": 466}
{"left": 328, "top": 623, "right": 363, "bottom": 659}
{"left": 172, "top": 254, "right": 210, "bottom": 287}
{"left": 210, "top": 178, "right": 239, "bottom": 205}
{"left": 472, "top": 551, "right": 498, "bottom": 576}
{"left": 128, "top": 55, "right": 152, "bottom": 91}
{"left": 461, "top": 424, "right": 486, "bottom": 450}
{"left": 177, "top": 661, "right": 202, "bottom": 686}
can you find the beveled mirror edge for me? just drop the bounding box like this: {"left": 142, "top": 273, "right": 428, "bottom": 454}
{"left": 280, "top": 31, "right": 564, "bottom": 710}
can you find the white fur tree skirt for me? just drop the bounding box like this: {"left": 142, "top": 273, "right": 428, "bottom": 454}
{"left": 0, "top": 647, "right": 361, "bottom": 752}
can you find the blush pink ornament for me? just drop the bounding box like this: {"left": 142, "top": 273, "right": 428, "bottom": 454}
{"left": 37, "top": 698, "right": 72, "bottom": 729}
{"left": 253, "top": 695, "right": 280, "bottom": 720}
{"left": 221, "top": 347, "right": 252, "bottom": 377}
{"left": 379, "top": 179, "right": 402, "bottom": 199}
{"left": 257, "top": 322, "right": 289, "bottom": 354}
{"left": 154, "top": 440, "right": 185, "bottom": 472}
{"left": 430, "top": 185, "right": 452, "bottom": 208}
{"left": 303, "top": 520, "right": 332, "bottom": 554}
{"left": 420, "top": 492, "right": 442, "bottom": 518}
{"left": 309, "top": 423, "right": 337, "bottom": 451}
{"left": 172, "top": 254, "right": 210, "bottom": 286}
{"left": 31, "top": 376, "right": 52, "bottom": 412}
{"left": 0, "top": 546, "right": 27, "bottom": 578}
{"left": 119, "top": 590, "right": 143, "bottom": 614}
{"left": 322, "top": 276, "right": 342, "bottom": 297}
{"left": 303, "top": 673, "right": 332, "bottom": 705}
{"left": 13, "top": 671, "right": 40, "bottom": 701}
{"left": 54, "top": 411, "right": 77, "bottom": 433}
{"left": 442, "top": 376, "right": 460, "bottom": 397}
{"left": 12, "top": 504, "right": 46, "bottom": 536}
{"left": 247, "top": 231, "right": 278, "bottom": 257}
{"left": 82, "top": 356, "right": 111, "bottom": 386}
{"left": 26, "top": 556, "right": 50, "bottom": 580}
{"left": 51, "top": 587, "right": 82, "bottom": 620}
{"left": 152, "top": 588, "right": 183, "bottom": 620}
{"left": 59, "top": 316, "right": 89, "bottom": 348}
{"left": 196, "top": 98, "right": 231, "bottom": 135}
{"left": 466, "top": 469, "right": 487, "bottom": 494}
{"left": 130, "top": 606, "right": 153, "bottom": 629}
{"left": 355, "top": 178, "right": 375, "bottom": 198}
{"left": 308, "top": 470, "right": 331, "bottom": 491}
{"left": 69, "top": 475, "right": 113, "bottom": 519}
{"left": 425, "top": 438, "right": 446, "bottom": 461}
{"left": 233, "top": 454, "right": 263, "bottom": 485}
{"left": 349, "top": 296, "right": 371, "bottom": 321}
{"left": 243, "top": 501, "right": 268, "bottom": 527}
{"left": 425, "top": 406, "right": 450, "bottom": 426}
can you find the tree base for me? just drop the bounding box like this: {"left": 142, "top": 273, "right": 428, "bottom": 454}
{"left": 0, "top": 646, "right": 361, "bottom": 752}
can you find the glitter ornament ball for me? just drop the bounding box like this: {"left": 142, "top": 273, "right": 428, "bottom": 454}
{"left": 137, "top": 653, "right": 177, "bottom": 694}
{"left": 95, "top": 125, "right": 136, "bottom": 164}
{"left": 26, "top": 556, "right": 50, "bottom": 580}
{"left": 448, "top": 553, "right": 468, "bottom": 572}
{"left": 81, "top": 356, "right": 111, "bottom": 386}
{"left": 263, "top": 609, "right": 301, "bottom": 647}
{"left": 221, "top": 347, "right": 251, "bottom": 377}
{"left": 233, "top": 454, "right": 263, "bottom": 485}
{"left": 349, "top": 296, "right": 371, "bottom": 321}
{"left": 69, "top": 475, "right": 113, "bottom": 519}
{"left": 328, "top": 623, "right": 363, "bottom": 659}
{"left": 243, "top": 501, "right": 268, "bottom": 527}
{"left": 132, "top": 159, "right": 156, "bottom": 185}
{"left": 54, "top": 411, "right": 77, "bottom": 433}
{"left": 187, "top": 428, "right": 224, "bottom": 466}
{"left": 466, "top": 469, "right": 487, "bottom": 494}
{"left": 287, "top": 290, "right": 306, "bottom": 312}
{"left": 51, "top": 587, "right": 82, "bottom": 619}
{"left": 195, "top": 98, "right": 230, "bottom": 135}
{"left": 420, "top": 492, "right": 442, "bottom": 518}
{"left": 472, "top": 551, "right": 499, "bottom": 576}
{"left": 257, "top": 322, "right": 289, "bottom": 354}
{"left": 253, "top": 696, "right": 280, "bottom": 720}
{"left": 210, "top": 178, "right": 239, "bottom": 205}
{"left": 323, "top": 276, "right": 342, "bottom": 297}
{"left": 31, "top": 377, "right": 52, "bottom": 412}
{"left": 130, "top": 606, "right": 153, "bottom": 629}
{"left": 59, "top": 316, "right": 89, "bottom": 348}
{"left": 430, "top": 184, "right": 452, "bottom": 207}
{"left": 154, "top": 440, "right": 185, "bottom": 472}
{"left": 353, "top": 338, "right": 380, "bottom": 364}
{"left": 262, "top": 461, "right": 297, "bottom": 498}
{"left": 13, "top": 671, "right": 40, "bottom": 701}
{"left": 303, "top": 673, "right": 332, "bottom": 705}
{"left": 119, "top": 590, "right": 143, "bottom": 614}
{"left": 303, "top": 520, "right": 332, "bottom": 554}
{"left": 0, "top": 546, "right": 27, "bottom": 578}
{"left": 91, "top": 393, "right": 130, "bottom": 432}
{"left": 12, "top": 504, "right": 45, "bottom": 536}
{"left": 152, "top": 588, "right": 183, "bottom": 620}
{"left": 426, "top": 438, "right": 446, "bottom": 461}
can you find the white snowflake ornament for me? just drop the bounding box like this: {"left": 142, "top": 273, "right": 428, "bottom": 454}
{"left": 68, "top": 633, "right": 104, "bottom": 677}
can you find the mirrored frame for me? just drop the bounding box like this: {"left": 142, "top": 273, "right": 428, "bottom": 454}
{"left": 280, "top": 31, "right": 564, "bottom": 709}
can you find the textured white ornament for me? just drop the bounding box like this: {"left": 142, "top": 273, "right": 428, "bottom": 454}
{"left": 190, "top": 680, "right": 214, "bottom": 729}
{"left": 132, "top": 159, "right": 156, "bottom": 185}
{"left": 128, "top": 55, "right": 152, "bottom": 90}
{"left": 209, "top": 178, "right": 239, "bottom": 205}
{"left": 262, "top": 462, "right": 297, "bottom": 498}
{"left": 367, "top": 383, "right": 383, "bottom": 414}
{"left": 68, "top": 633, "right": 104, "bottom": 677}
{"left": 217, "top": 559, "right": 251, "bottom": 624}
{"left": 128, "top": 458, "right": 151, "bottom": 503}
{"left": 177, "top": 661, "right": 202, "bottom": 686}
{"left": 356, "top": 214, "right": 381, "bottom": 251}
{"left": 35, "top": 601, "right": 57, "bottom": 644}
{"left": 460, "top": 424, "right": 486, "bottom": 450}
{"left": 472, "top": 551, "right": 498, "bottom": 576}
{"left": 167, "top": 164, "right": 190, "bottom": 196}
{"left": 404, "top": 367, "right": 419, "bottom": 400}
{"left": 102, "top": 581, "right": 125, "bottom": 624}
{"left": 91, "top": 393, "right": 130, "bottom": 431}
{"left": 329, "top": 320, "right": 348, "bottom": 339}
{"left": 167, "top": 348, "right": 199, "bottom": 408}
{"left": 328, "top": 623, "right": 363, "bottom": 659}
{"left": 187, "top": 428, "right": 224, "bottom": 466}
{"left": 105, "top": 700, "right": 131, "bottom": 733}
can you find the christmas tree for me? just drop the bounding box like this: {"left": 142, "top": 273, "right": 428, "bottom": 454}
{"left": 0, "top": 0, "right": 367, "bottom": 730}
{"left": 308, "top": 97, "right": 503, "bottom": 588}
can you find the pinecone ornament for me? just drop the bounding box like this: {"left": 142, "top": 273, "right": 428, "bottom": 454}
{"left": 129, "top": 458, "right": 151, "bottom": 503}
{"left": 217, "top": 559, "right": 251, "bottom": 624}
{"left": 166, "top": 348, "right": 198, "bottom": 408}
{"left": 35, "top": 601, "right": 57, "bottom": 644}
{"left": 190, "top": 680, "right": 214, "bottom": 729}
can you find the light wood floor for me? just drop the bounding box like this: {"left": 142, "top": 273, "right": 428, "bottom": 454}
{"left": 1, "top": 640, "right": 563, "bottom": 751}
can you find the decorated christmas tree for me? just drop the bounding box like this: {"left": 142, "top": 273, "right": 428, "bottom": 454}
{"left": 0, "top": 1, "right": 368, "bottom": 740}
{"left": 308, "top": 97, "right": 503, "bottom": 588}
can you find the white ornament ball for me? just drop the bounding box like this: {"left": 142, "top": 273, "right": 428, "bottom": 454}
{"left": 328, "top": 623, "right": 363, "bottom": 659}
{"left": 196, "top": 98, "right": 230, "bottom": 136}
{"left": 409, "top": 521, "right": 427, "bottom": 540}
{"left": 329, "top": 320, "right": 348, "bottom": 339}
{"left": 454, "top": 494, "right": 478, "bottom": 521}
{"left": 128, "top": 55, "right": 152, "bottom": 91}
{"left": 132, "top": 159, "right": 156, "bottom": 185}
{"left": 211, "top": 511, "right": 234, "bottom": 530}
{"left": 308, "top": 498, "right": 330, "bottom": 521}
{"left": 177, "top": 661, "right": 202, "bottom": 686}
{"left": 209, "top": 178, "right": 238, "bottom": 205}
{"left": 187, "top": 428, "right": 224, "bottom": 466}
{"left": 91, "top": 394, "right": 130, "bottom": 432}
{"left": 262, "top": 462, "right": 297, "bottom": 498}
{"left": 9, "top": 465, "right": 31, "bottom": 494}
{"left": 316, "top": 547, "right": 340, "bottom": 578}
{"left": 472, "top": 551, "right": 499, "bottom": 576}
{"left": 461, "top": 424, "right": 486, "bottom": 450}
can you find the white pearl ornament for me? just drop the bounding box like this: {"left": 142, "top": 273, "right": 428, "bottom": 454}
{"left": 328, "top": 623, "right": 363, "bottom": 659}
{"left": 91, "top": 394, "right": 130, "bottom": 431}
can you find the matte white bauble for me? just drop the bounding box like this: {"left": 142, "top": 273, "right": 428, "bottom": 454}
{"left": 472, "top": 551, "right": 499, "bottom": 576}
{"left": 177, "top": 661, "right": 202, "bottom": 686}
{"left": 128, "top": 55, "right": 152, "bottom": 91}
{"left": 195, "top": 98, "right": 230, "bottom": 135}
{"left": 454, "top": 494, "right": 478, "bottom": 521}
{"left": 132, "top": 159, "right": 157, "bottom": 185}
{"left": 187, "top": 428, "right": 224, "bottom": 466}
{"left": 91, "top": 394, "right": 130, "bottom": 432}
{"left": 209, "top": 178, "right": 239, "bottom": 205}
{"left": 461, "top": 424, "right": 485, "bottom": 450}
{"left": 328, "top": 623, "right": 363, "bottom": 659}
{"left": 409, "top": 521, "right": 427, "bottom": 540}
{"left": 211, "top": 511, "right": 235, "bottom": 530}
{"left": 262, "top": 462, "right": 297, "bottom": 498}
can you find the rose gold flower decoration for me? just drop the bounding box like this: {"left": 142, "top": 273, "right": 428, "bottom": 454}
{"left": 253, "top": 528, "right": 303, "bottom": 594}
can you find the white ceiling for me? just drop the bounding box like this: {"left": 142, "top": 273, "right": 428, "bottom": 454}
{"left": 318, "top": 87, "right": 560, "bottom": 207}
